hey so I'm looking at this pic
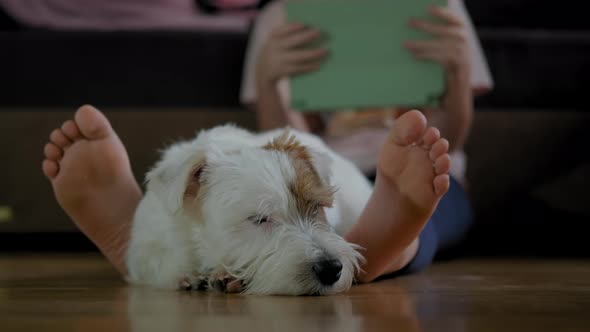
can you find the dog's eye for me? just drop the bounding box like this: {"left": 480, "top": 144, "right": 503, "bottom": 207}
{"left": 310, "top": 206, "right": 320, "bottom": 219}
{"left": 248, "top": 215, "right": 270, "bottom": 225}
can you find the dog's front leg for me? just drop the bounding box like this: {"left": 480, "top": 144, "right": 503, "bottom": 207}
{"left": 208, "top": 270, "right": 243, "bottom": 293}
{"left": 177, "top": 272, "right": 209, "bottom": 291}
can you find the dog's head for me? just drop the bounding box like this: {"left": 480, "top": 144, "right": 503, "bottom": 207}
{"left": 146, "top": 125, "right": 363, "bottom": 295}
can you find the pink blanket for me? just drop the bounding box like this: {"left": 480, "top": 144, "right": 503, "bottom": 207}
{"left": 0, "top": 0, "right": 255, "bottom": 31}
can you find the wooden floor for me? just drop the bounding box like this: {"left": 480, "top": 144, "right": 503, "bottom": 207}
{"left": 0, "top": 255, "right": 589, "bottom": 332}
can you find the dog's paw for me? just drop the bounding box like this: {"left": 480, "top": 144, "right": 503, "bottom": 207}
{"left": 208, "top": 271, "right": 243, "bottom": 293}
{"left": 177, "top": 273, "right": 208, "bottom": 291}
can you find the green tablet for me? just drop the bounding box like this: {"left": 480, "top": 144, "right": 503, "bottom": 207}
{"left": 286, "top": 0, "right": 446, "bottom": 111}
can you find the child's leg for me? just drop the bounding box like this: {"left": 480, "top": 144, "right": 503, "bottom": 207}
{"left": 431, "top": 175, "right": 473, "bottom": 250}
{"left": 42, "top": 106, "right": 141, "bottom": 275}
{"left": 344, "top": 110, "right": 452, "bottom": 283}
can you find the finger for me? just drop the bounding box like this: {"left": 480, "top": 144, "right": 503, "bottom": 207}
{"left": 273, "top": 22, "right": 308, "bottom": 39}
{"left": 427, "top": 6, "right": 464, "bottom": 27}
{"left": 404, "top": 39, "right": 448, "bottom": 51}
{"left": 409, "top": 19, "right": 465, "bottom": 40}
{"left": 405, "top": 39, "right": 466, "bottom": 56}
{"left": 280, "top": 28, "right": 322, "bottom": 50}
{"left": 405, "top": 39, "right": 465, "bottom": 64}
{"left": 411, "top": 51, "right": 448, "bottom": 66}
{"left": 285, "top": 61, "right": 324, "bottom": 76}
{"left": 393, "top": 109, "right": 408, "bottom": 119}
{"left": 285, "top": 48, "right": 329, "bottom": 64}
{"left": 412, "top": 48, "right": 469, "bottom": 71}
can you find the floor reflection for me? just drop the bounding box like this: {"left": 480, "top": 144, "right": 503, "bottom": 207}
{"left": 125, "top": 282, "right": 423, "bottom": 332}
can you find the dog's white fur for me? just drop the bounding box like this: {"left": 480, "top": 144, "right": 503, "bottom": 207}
{"left": 127, "top": 125, "right": 373, "bottom": 295}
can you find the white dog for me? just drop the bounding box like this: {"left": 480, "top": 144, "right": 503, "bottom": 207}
{"left": 126, "top": 125, "right": 374, "bottom": 295}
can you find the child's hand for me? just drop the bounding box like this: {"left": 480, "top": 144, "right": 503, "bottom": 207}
{"left": 404, "top": 6, "right": 473, "bottom": 152}
{"left": 256, "top": 23, "right": 329, "bottom": 85}
{"left": 404, "top": 6, "right": 470, "bottom": 77}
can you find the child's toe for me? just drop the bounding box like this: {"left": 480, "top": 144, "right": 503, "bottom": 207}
{"left": 389, "top": 110, "right": 427, "bottom": 146}
{"left": 421, "top": 127, "right": 440, "bottom": 148}
{"left": 42, "top": 159, "right": 59, "bottom": 179}
{"left": 44, "top": 143, "right": 62, "bottom": 160}
{"left": 434, "top": 174, "right": 450, "bottom": 196}
{"left": 434, "top": 154, "right": 451, "bottom": 175}
{"left": 429, "top": 139, "right": 449, "bottom": 161}
{"left": 49, "top": 129, "right": 72, "bottom": 148}
{"left": 61, "top": 120, "right": 82, "bottom": 141}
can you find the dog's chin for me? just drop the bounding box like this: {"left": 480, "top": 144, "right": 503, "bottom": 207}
{"left": 242, "top": 268, "right": 355, "bottom": 296}
{"left": 299, "top": 277, "right": 355, "bottom": 296}
{"left": 317, "top": 273, "right": 355, "bottom": 296}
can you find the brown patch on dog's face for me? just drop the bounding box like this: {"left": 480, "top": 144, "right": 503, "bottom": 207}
{"left": 289, "top": 158, "right": 334, "bottom": 220}
{"left": 264, "top": 130, "right": 334, "bottom": 223}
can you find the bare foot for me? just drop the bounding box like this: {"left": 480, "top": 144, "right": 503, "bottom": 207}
{"left": 42, "top": 105, "right": 142, "bottom": 275}
{"left": 345, "top": 110, "right": 450, "bottom": 282}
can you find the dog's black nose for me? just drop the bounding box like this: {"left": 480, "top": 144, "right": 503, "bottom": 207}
{"left": 313, "top": 259, "right": 343, "bottom": 286}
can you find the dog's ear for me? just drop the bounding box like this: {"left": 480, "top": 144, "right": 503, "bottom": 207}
{"left": 183, "top": 162, "right": 206, "bottom": 203}
{"left": 307, "top": 147, "right": 333, "bottom": 186}
{"left": 145, "top": 142, "right": 207, "bottom": 214}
